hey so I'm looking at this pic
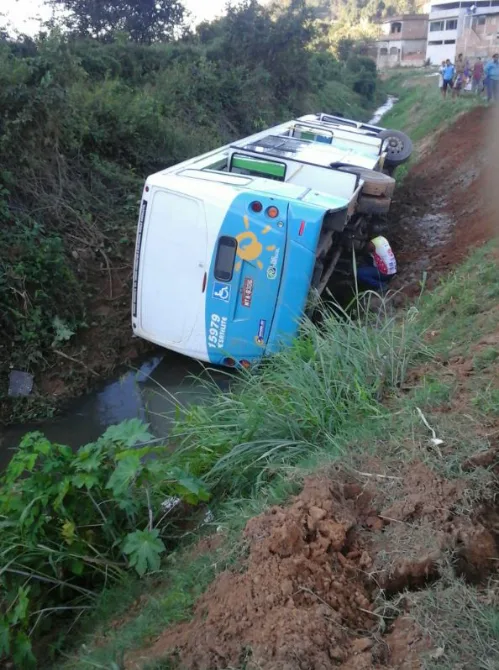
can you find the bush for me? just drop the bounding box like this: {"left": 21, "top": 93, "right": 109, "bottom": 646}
{"left": 0, "top": 419, "right": 209, "bottom": 667}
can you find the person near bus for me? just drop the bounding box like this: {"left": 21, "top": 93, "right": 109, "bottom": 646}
{"left": 441, "top": 59, "right": 455, "bottom": 98}
{"left": 472, "top": 57, "right": 484, "bottom": 94}
{"left": 485, "top": 53, "right": 499, "bottom": 102}
{"left": 357, "top": 236, "right": 397, "bottom": 292}
{"left": 438, "top": 60, "right": 446, "bottom": 91}
{"left": 453, "top": 53, "right": 465, "bottom": 97}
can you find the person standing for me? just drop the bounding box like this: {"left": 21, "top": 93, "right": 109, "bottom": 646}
{"left": 485, "top": 53, "right": 499, "bottom": 102}
{"left": 438, "top": 60, "right": 446, "bottom": 91}
{"left": 442, "top": 59, "right": 455, "bottom": 98}
{"left": 472, "top": 57, "right": 484, "bottom": 94}
{"left": 453, "top": 53, "right": 465, "bottom": 97}
{"left": 357, "top": 236, "right": 397, "bottom": 292}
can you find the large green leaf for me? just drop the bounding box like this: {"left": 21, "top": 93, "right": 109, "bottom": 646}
{"left": 102, "top": 419, "right": 153, "bottom": 448}
{"left": 168, "top": 467, "right": 211, "bottom": 504}
{"left": 106, "top": 454, "right": 142, "bottom": 496}
{"left": 11, "top": 587, "right": 30, "bottom": 626}
{"left": 122, "top": 529, "right": 165, "bottom": 577}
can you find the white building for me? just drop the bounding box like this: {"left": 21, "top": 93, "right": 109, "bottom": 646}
{"left": 426, "top": 0, "right": 499, "bottom": 64}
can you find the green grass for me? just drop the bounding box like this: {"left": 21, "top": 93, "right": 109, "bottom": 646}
{"left": 382, "top": 70, "right": 486, "bottom": 183}
{"left": 383, "top": 71, "right": 485, "bottom": 141}
{"left": 409, "top": 575, "right": 499, "bottom": 669}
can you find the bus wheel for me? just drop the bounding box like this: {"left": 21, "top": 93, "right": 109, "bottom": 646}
{"left": 379, "top": 129, "right": 413, "bottom": 167}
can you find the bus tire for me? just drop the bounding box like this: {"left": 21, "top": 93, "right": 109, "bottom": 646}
{"left": 379, "top": 129, "right": 413, "bottom": 167}
{"left": 338, "top": 166, "right": 396, "bottom": 198}
{"left": 356, "top": 195, "right": 392, "bottom": 216}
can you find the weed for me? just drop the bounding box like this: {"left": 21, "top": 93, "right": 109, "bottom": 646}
{"left": 474, "top": 347, "right": 499, "bottom": 371}
{"left": 472, "top": 385, "right": 499, "bottom": 417}
{"left": 0, "top": 420, "right": 211, "bottom": 666}
{"left": 408, "top": 577, "right": 499, "bottom": 669}
{"left": 168, "top": 301, "right": 423, "bottom": 498}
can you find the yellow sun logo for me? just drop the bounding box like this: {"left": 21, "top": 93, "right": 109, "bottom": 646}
{"left": 234, "top": 216, "right": 276, "bottom": 272}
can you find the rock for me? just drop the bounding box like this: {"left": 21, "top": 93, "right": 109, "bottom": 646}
{"left": 352, "top": 637, "right": 374, "bottom": 653}
{"left": 309, "top": 505, "right": 327, "bottom": 522}
{"left": 8, "top": 370, "right": 34, "bottom": 397}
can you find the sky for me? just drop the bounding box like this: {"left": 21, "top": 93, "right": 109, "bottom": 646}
{"left": 2, "top": 0, "right": 239, "bottom": 35}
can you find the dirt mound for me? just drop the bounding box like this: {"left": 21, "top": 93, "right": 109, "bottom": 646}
{"left": 127, "top": 464, "right": 498, "bottom": 670}
{"left": 128, "top": 477, "right": 377, "bottom": 670}
{"left": 390, "top": 105, "right": 497, "bottom": 293}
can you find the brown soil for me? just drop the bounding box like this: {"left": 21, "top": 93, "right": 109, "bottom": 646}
{"left": 126, "top": 463, "right": 498, "bottom": 670}
{"left": 389, "top": 105, "right": 497, "bottom": 295}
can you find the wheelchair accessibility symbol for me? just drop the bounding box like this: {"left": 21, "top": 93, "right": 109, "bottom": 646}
{"left": 212, "top": 282, "right": 231, "bottom": 303}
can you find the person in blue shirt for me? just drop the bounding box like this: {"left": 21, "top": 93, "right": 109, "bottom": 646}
{"left": 441, "top": 59, "right": 455, "bottom": 98}
{"left": 485, "top": 53, "right": 499, "bottom": 102}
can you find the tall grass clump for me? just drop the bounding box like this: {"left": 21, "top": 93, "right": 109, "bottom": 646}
{"left": 170, "top": 298, "right": 425, "bottom": 497}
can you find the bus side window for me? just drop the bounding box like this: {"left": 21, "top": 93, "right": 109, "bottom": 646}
{"left": 230, "top": 154, "right": 286, "bottom": 182}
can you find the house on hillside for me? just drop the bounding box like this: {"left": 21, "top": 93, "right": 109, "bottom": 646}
{"left": 376, "top": 14, "right": 430, "bottom": 68}
{"left": 426, "top": 0, "right": 499, "bottom": 64}
{"left": 456, "top": 9, "right": 499, "bottom": 60}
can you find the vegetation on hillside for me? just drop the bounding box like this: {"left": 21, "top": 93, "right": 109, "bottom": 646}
{"left": 276, "top": 0, "right": 426, "bottom": 44}
{"left": 0, "top": 0, "right": 380, "bottom": 423}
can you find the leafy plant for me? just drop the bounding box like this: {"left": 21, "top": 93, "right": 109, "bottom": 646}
{"left": 0, "top": 419, "right": 209, "bottom": 666}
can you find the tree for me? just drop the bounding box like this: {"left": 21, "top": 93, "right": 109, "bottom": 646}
{"left": 47, "top": 0, "right": 186, "bottom": 43}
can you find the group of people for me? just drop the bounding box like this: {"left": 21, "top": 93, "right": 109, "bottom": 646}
{"left": 439, "top": 52, "right": 499, "bottom": 102}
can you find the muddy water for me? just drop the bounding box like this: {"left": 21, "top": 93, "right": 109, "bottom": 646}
{"left": 1, "top": 98, "right": 397, "bottom": 463}
{"left": 369, "top": 95, "right": 397, "bottom": 125}
{"left": 0, "top": 352, "right": 230, "bottom": 466}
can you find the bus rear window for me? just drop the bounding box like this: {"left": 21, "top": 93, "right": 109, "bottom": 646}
{"left": 214, "top": 236, "right": 237, "bottom": 282}
{"left": 231, "top": 154, "right": 286, "bottom": 181}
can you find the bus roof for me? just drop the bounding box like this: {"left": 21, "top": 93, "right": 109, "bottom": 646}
{"left": 151, "top": 115, "right": 382, "bottom": 181}
{"left": 146, "top": 169, "right": 350, "bottom": 213}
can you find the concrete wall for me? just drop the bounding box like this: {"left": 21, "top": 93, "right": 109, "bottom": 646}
{"left": 456, "top": 14, "right": 499, "bottom": 59}
{"left": 380, "top": 16, "right": 429, "bottom": 40}
{"left": 377, "top": 37, "right": 428, "bottom": 68}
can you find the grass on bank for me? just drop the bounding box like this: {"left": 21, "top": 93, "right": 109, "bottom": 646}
{"left": 382, "top": 69, "right": 486, "bottom": 182}
{"left": 55, "top": 240, "right": 499, "bottom": 670}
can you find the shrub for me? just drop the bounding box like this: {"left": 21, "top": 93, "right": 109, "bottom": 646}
{"left": 0, "top": 420, "right": 208, "bottom": 667}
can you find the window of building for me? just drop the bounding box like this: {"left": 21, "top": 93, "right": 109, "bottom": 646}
{"left": 379, "top": 47, "right": 388, "bottom": 54}
{"left": 477, "top": 14, "right": 487, "bottom": 22}
{"left": 389, "top": 46, "right": 399, "bottom": 54}
{"left": 444, "top": 39, "right": 456, "bottom": 43}
{"left": 430, "top": 20, "right": 445, "bottom": 31}
{"left": 428, "top": 40, "right": 444, "bottom": 44}
{"left": 446, "top": 19, "right": 458, "bottom": 29}
{"left": 431, "top": 3, "right": 459, "bottom": 10}
{"left": 390, "top": 21, "right": 402, "bottom": 33}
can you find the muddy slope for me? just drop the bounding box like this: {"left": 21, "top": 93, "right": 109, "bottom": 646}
{"left": 127, "top": 465, "right": 497, "bottom": 670}
{"left": 389, "top": 105, "right": 494, "bottom": 293}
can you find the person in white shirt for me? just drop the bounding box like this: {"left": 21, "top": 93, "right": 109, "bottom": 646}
{"left": 356, "top": 236, "right": 397, "bottom": 292}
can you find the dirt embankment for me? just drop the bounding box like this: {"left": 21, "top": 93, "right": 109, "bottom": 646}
{"left": 390, "top": 105, "right": 496, "bottom": 293}
{"left": 127, "top": 462, "right": 497, "bottom": 670}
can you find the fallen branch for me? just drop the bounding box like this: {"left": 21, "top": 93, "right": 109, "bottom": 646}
{"left": 53, "top": 349, "right": 101, "bottom": 378}
{"left": 353, "top": 470, "right": 402, "bottom": 481}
